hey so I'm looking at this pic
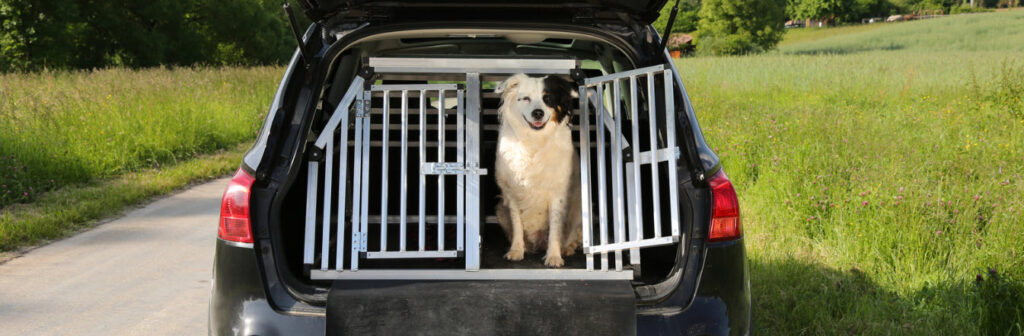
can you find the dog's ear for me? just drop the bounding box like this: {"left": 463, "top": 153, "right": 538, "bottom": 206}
{"left": 495, "top": 74, "right": 528, "bottom": 95}
{"left": 543, "top": 75, "right": 577, "bottom": 98}
{"left": 543, "top": 75, "right": 578, "bottom": 123}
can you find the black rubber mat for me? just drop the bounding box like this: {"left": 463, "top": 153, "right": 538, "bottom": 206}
{"left": 326, "top": 280, "right": 636, "bottom": 336}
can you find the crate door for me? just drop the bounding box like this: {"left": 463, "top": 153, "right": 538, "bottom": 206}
{"left": 577, "top": 65, "right": 683, "bottom": 272}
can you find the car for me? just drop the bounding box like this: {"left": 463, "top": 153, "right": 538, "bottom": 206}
{"left": 209, "top": 1, "right": 750, "bottom": 335}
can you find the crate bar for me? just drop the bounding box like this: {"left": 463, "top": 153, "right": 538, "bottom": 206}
{"left": 625, "top": 162, "right": 639, "bottom": 266}
{"left": 647, "top": 74, "right": 663, "bottom": 238}
{"left": 349, "top": 94, "right": 365, "bottom": 271}
{"left": 399, "top": 90, "right": 409, "bottom": 252}
{"left": 365, "top": 251, "right": 459, "bottom": 259}
{"left": 456, "top": 89, "right": 465, "bottom": 252}
{"left": 418, "top": 90, "right": 427, "bottom": 252}
{"left": 577, "top": 85, "right": 594, "bottom": 271}
{"left": 465, "top": 72, "right": 482, "bottom": 270}
{"left": 638, "top": 147, "right": 680, "bottom": 165}
{"left": 628, "top": 75, "right": 644, "bottom": 265}
{"left": 370, "top": 84, "right": 459, "bottom": 91}
{"left": 437, "top": 89, "right": 446, "bottom": 252}
{"left": 584, "top": 236, "right": 679, "bottom": 254}
{"left": 320, "top": 136, "right": 333, "bottom": 271}
{"left": 303, "top": 161, "right": 319, "bottom": 265}
{"left": 584, "top": 64, "right": 665, "bottom": 86}
{"left": 368, "top": 57, "right": 578, "bottom": 75}
{"left": 314, "top": 76, "right": 365, "bottom": 149}
{"left": 379, "top": 90, "right": 391, "bottom": 252}
{"left": 311, "top": 269, "right": 633, "bottom": 281}
{"left": 664, "top": 70, "right": 681, "bottom": 238}
{"left": 611, "top": 78, "right": 624, "bottom": 271}
{"left": 585, "top": 87, "right": 630, "bottom": 149}
{"left": 355, "top": 91, "right": 373, "bottom": 270}
{"left": 334, "top": 97, "right": 352, "bottom": 272}
{"left": 595, "top": 84, "right": 609, "bottom": 271}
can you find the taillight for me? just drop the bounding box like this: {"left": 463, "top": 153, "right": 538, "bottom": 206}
{"left": 219, "top": 168, "right": 255, "bottom": 243}
{"left": 708, "top": 170, "right": 741, "bottom": 242}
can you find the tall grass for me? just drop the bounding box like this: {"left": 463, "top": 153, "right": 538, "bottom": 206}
{"left": 0, "top": 67, "right": 280, "bottom": 207}
{"left": 678, "top": 48, "right": 1024, "bottom": 334}
{"left": 778, "top": 11, "right": 1024, "bottom": 54}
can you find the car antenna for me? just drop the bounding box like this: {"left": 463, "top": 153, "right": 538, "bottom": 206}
{"left": 282, "top": 0, "right": 313, "bottom": 68}
{"left": 658, "top": 0, "right": 681, "bottom": 52}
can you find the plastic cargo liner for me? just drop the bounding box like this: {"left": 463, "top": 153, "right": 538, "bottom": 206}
{"left": 326, "top": 280, "right": 636, "bottom": 335}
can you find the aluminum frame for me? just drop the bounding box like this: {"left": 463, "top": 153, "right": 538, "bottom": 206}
{"left": 304, "top": 58, "right": 685, "bottom": 280}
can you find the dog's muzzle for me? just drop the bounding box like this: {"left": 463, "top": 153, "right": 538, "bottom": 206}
{"left": 523, "top": 115, "right": 546, "bottom": 130}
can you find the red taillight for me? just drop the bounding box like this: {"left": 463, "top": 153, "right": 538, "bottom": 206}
{"left": 708, "top": 170, "right": 741, "bottom": 242}
{"left": 219, "top": 168, "right": 255, "bottom": 243}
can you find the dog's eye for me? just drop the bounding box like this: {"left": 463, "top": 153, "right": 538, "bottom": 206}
{"left": 519, "top": 97, "right": 531, "bottom": 102}
{"left": 543, "top": 95, "right": 554, "bottom": 104}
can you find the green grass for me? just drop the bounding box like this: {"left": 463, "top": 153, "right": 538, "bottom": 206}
{"left": 0, "top": 143, "right": 248, "bottom": 252}
{"left": 0, "top": 66, "right": 280, "bottom": 208}
{"left": 679, "top": 10, "right": 1024, "bottom": 335}
{"left": 0, "top": 66, "right": 281, "bottom": 251}
{"left": 778, "top": 11, "right": 1024, "bottom": 55}
{"left": 778, "top": 23, "right": 891, "bottom": 48}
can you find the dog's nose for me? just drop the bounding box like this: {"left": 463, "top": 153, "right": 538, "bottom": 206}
{"left": 531, "top": 109, "right": 544, "bottom": 120}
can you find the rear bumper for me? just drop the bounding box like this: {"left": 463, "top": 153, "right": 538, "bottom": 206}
{"left": 638, "top": 238, "right": 751, "bottom": 336}
{"left": 210, "top": 238, "right": 750, "bottom": 336}
{"left": 209, "top": 239, "right": 325, "bottom": 336}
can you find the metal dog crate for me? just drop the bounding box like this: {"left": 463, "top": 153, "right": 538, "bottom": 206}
{"left": 304, "top": 58, "right": 682, "bottom": 280}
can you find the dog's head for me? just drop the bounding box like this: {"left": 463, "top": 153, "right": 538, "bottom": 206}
{"left": 496, "top": 74, "right": 578, "bottom": 131}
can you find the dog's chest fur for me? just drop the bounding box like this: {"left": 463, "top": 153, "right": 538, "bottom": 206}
{"left": 496, "top": 126, "right": 574, "bottom": 197}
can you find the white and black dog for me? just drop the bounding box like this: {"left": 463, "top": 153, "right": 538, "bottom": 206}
{"left": 494, "top": 74, "right": 582, "bottom": 267}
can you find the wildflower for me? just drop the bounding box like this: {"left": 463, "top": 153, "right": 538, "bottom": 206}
{"left": 861, "top": 201, "right": 868, "bottom": 206}
{"left": 974, "top": 195, "right": 980, "bottom": 201}
{"left": 23, "top": 192, "right": 28, "bottom": 197}
{"left": 860, "top": 192, "right": 866, "bottom": 197}
{"left": 976, "top": 274, "right": 983, "bottom": 282}
{"left": 954, "top": 209, "right": 959, "bottom": 214}
{"left": 989, "top": 268, "right": 998, "bottom": 276}
{"left": 936, "top": 230, "right": 942, "bottom": 235}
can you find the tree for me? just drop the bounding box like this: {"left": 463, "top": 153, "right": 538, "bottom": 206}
{"left": 652, "top": 0, "right": 701, "bottom": 34}
{"left": 0, "top": 0, "right": 294, "bottom": 71}
{"left": 788, "top": 0, "right": 860, "bottom": 24}
{"left": 696, "top": 0, "right": 786, "bottom": 56}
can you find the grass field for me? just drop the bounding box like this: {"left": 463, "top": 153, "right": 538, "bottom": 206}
{"left": 0, "top": 67, "right": 279, "bottom": 250}
{"left": 679, "top": 11, "right": 1024, "bottom": 335}
{"left": 778, "top": 10, "right": 1024, "bottom": 54}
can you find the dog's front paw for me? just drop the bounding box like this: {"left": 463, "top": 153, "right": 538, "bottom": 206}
{"left": 543, "top": 254, "right": 565, "bottom": 267}
{"left": 504, "top": 249, "right": 525, "bottom": 261}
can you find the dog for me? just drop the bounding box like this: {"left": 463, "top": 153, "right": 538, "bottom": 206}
{"left": 493, "top": 74, "right": 583, "bottom": 267}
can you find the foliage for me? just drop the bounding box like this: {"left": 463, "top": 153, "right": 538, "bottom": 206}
{"left": 0, "top": 66, "right": 279, "bottom": 208}
{"left": 950, "top": 3, "right": 996, "bottom": 13}
{"left": 652, "top": 0, "right": 701, "bottom": 34}
{"left": 0, "top": 0, "right": 295, "bottom": 71}
{"left": 696, "top": 0, "right": 787, "bottom": 55}
{"left": 788, "top": 0, "right": 860, "bottom": 23}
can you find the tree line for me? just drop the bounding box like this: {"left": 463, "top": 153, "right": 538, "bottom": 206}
{"left": 0, "top": 0, "right": 298, "bottom": 71}
{"left": 2, "top": 0, "right": 1020, "bottom": 71}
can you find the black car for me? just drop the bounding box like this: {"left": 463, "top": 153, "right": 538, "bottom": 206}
{"left": 210, "top": 1, "right": 749, "bottom": 335}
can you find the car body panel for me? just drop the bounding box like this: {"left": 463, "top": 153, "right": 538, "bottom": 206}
{"left": 295, "top": 0, "right": 669, "bottom": 24}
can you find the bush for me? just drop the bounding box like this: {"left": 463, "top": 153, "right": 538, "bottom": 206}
{"left": 696, "top": 0, "right": 787, "bottom": 55}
